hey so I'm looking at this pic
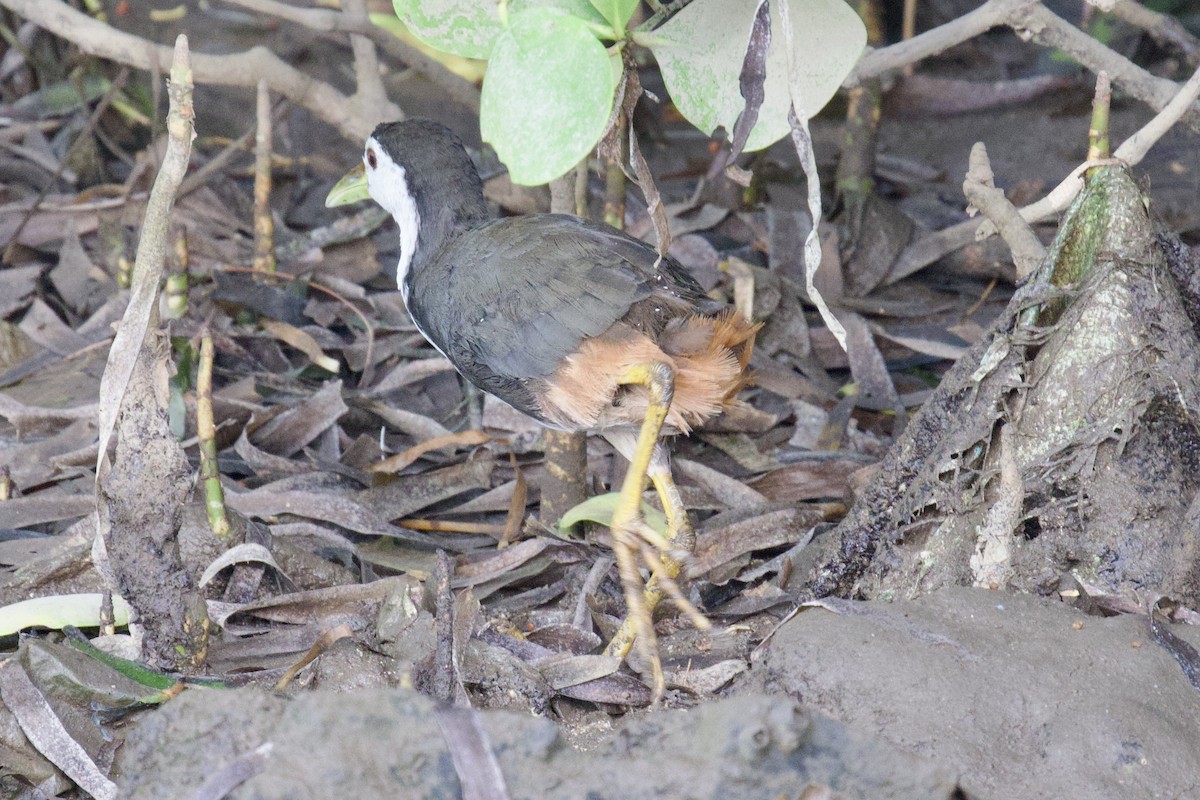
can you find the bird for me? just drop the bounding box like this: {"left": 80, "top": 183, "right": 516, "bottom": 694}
{"left": 326, "top": 119, "right": 757, "bottom": 696}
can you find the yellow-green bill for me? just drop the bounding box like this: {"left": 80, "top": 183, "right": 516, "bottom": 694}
{"left": 325, "top": 162, "right": 369, "bottom": 207}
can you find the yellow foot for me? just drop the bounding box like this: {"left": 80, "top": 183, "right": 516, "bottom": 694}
{"left": 602, "top": 459, "right": 709, "bottom": 700}
{"left": 598, "top": 363, "right": 710, "bottom": 700}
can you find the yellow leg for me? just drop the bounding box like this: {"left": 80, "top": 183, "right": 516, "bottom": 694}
{"left": 646, "top": 458, "right": 708, "bottom": 628}
{"left": 604, "top": 446, "right": 709, "bottom": 682}
{"left": 649, "top": 451, "right": 696, "bottom": 559}
{"left": 599, "top": 362, "right": 688, "bottom": 700}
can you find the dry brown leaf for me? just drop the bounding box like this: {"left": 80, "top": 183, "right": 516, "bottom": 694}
{"left": 0, "top": 264, "right": 41, "bottom": 318}
{"left": 748, "top": 458, "right": 867, "bottom": 502}
{"left": 692, "top": 506, "right": 825, "bottom": 578}
{"left": 275, "top": 623, "right": 354, "bottom": 690}
{"left": 498, "top": 455, "right": 527, "bottom": 548}
{"left": 0, "top": 205, "right": 99, "bottom": 249}
{"left": 356, "top": 459, "right": 494, "bottom": 522}
{"left": 227, "top": 488, "right": 452, "bottom": 548}
{"left": 259, "top": 319, "right": 340, "bottom": 373}
{"left": 873, "top": 322, "right": 970, "bottom": 361}
{"left": 199, "top": 542, "right": 286, "bottom": 588}
{"left": 209, "top": 575, "right": 415, "bottom": 629}
{"left": 450, "top": 479, "right": 530, "bottom": 516}
{"left": 250, "top": 380, "right": 348, "bottom": 458}
{"left": 841, "top": 310, "right": 903, "bottom": 416}
{"left": 667, "top": 658, "right": 747, "bottom": 695}
{"left": 368, "top": 429, "right": 494, "bottom": 474}
{"left": 453, "top": 538, "right": 550, "bottom": 587}
{"left": 367, "top": 357, "right": 455, "bottom": 395}
{"left": 234, "top": 427, "right": 310, "bottom": 476}
{"left": 0, "top": 418, "right": 96, "bottom": 488}
{"left": 20, "top": 299, "right": 90, "bottom": 355}
{"left": 537, "top": 654, "right": 621, "bottom": 690}
{"left": 357, "top": 397, "right": 453, "bottom": 440}
{"left": 0, "top": 657, "right": 116, "bottom": 800}
{"left": 675, "top": 457, "right": 767, "bottom": 508}
{"left": 48, "top": 233, "right": 107, "bottom": 315}
{"left": 0, "top": 493, "right": 93, "bottom": 529}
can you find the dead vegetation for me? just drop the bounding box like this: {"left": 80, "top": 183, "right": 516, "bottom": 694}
{"left": 3, "top": 1, "right": 1200, "bottom": 798}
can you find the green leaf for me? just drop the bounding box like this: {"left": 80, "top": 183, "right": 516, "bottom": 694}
{"left": 531, "top": 0, "right": 607, "bottom": 28}
{"left": 370, "top": 13, "right": 489, "bottom": 82}
{"left": 0, "top": 593, "right": 131, "bottom": 637}
{"left": 392, "top": 0, "right": 503, "bottom": 59}
{"left": 481, "top": 8, "right": 616, "bottom": 186}
{"left": 557, "top": 492, "right": 668, "bottom": 534}
{"left": 64, "top": 629, "right": 228, "bottom": 694}
{"left": 12, "top": 74, "right": 112, "bottom": 117}
{"left": 22, "top": 638, "right": 175, "bottom": 711}
{"left": 588, "top": 0, "right": 638, "bottom": 35}
{"left": 392, "top": 0, "right": 607, "bottom": 60}
{"left": 651, "top": 0, "right": 866, "bottom": 151}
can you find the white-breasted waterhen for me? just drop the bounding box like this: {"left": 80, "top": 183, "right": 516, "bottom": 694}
{"left": 326, "top": 119, "right": 757, "bottom": 696}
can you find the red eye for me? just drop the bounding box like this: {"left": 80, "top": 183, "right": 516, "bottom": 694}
{"left": 366, "top": 148, "right": 377, "bottom": 169}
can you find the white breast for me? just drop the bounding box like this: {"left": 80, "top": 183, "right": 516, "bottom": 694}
{"left": 363, "top": 140, "right": 420, "bottom": 296}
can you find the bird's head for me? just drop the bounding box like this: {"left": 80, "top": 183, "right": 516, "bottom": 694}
{"left": 325, "top": 120, "right": 487, "bottom": 285}
{"left": 326, "top": 120, "right": 482, "bottom": 219}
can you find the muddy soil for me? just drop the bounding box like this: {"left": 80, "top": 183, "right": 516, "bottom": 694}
{"left": 4, "top": 4, "right": 1200, "bottom": 800}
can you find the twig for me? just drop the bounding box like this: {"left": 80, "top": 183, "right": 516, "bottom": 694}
{"left": 1114, "top": 61, "right": 1200, "bottom": 163}
{"left": 94, "top": 35, "right": 194, "bottom": 473}
{"left": 1110, "top": 0, "right": 1200, "bottom": 67}
{"left": 900, "top": 0, "right": 916, "bottom": 77}
{"left": 2, "top": 66, "right": 128, "bottom": 256}
{"left": 1, "top": 0, "right": 376, "bottom": 142}
{"left": 198, "top": 334, "right": 232, "bottom": 540}
{"left": 1088, "top": 72, "right": 1112, "bottom": 161}
{"left": 893, "top": 36, "right": 1200, "bottom": 282}
{"left": 341, "top": 0, "right": 396, "bottom": 128}
{"left": 252, "top": 80, "right": 275, "bottom": 273}
{"left": 572, "top": 555, "right": 612, "bottom": 631}
{"left": 397, "top": 519, "right": 508, "bottom": 536}
{"left": 432, "top": 550, "right": 455, "bottom": 703}
{"left": 850, "top": 0, "right": 1200, "bottom": 134}
{"left": 1009, "top": 2, "right": 1200, "bottom": 131}
{"left": 976, "top": 61, "right": 1200, "bottom": 240}
{"left": 962, "top": 142, "right": 1044, "bottom": 280}
{"left": 850, "top": 0, "right": 1026, "bottom": 81}
{"left": 222, "top": 0, "right": 480, "bottom": 112}
{"left": 177, "top": 98, "right": 290, "bottom": 198}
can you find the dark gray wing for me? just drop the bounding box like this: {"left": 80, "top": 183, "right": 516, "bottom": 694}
{"left": 407, "top": 214, "right": 712, "bottom": 420}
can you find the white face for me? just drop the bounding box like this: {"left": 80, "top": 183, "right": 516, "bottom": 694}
{"left": 364, "top": 136, "right": 420, "bottom": 296}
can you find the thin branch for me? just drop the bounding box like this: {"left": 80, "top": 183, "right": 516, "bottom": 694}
{"left": 2, "top": 66, "right": 129, "bottom": 255}
{"left": 975, "top": 60, "right": 1200, "bottom": 239}
{"left": 1, "top": 0, "right": 374, "bottom": 142}
{"left": 95, "top": 34, "right": 195, "bottom": 472}
{"left": 1115, "top": 60, "right": 1200, "bottom": 162}
{"left": 962, "top": 142, "right": 1044, "bottom": 280}
{"left": 876, "top": 2, "right": 1200, "bottom": 281}
{"left": 850, "top": 0, "right": 1028, "bottom": 81}
{"left": 1009, "top": 2, "right": 1200, "bottom": 131}
{"left": 252, "top": 80, "right": 276, "bottom": 273}
{"left": 223, "top": 0, "right": 481, "bottom": 113}
{"left": 176, "top": 98, "right": 289, "bottom": 198}
{"left": 340, "top": 0, "right": 402, "bottom": 126}
{"left": 850, "top": 0, "right": 1200, "bottom": 134}
{"left": 1109, "top": 0, "right": 1200, "bottom": 67}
